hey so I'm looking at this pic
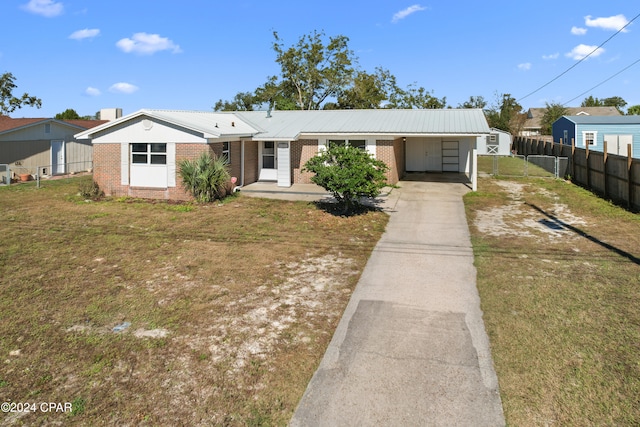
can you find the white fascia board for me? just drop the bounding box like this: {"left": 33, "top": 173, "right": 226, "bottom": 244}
{"left": 214, "top": 133, "right": 258, "bottom": 140}
{"left": 250, "top": 132, "right": 300, "bottom": 141}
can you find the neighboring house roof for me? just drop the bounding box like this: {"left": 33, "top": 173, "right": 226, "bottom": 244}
{"left": 523, "top": 106, "right": 621, "bottom": 131}
{"left": 490, "top": 127, "right": 511, "bottom": 135}
{"left": 560, "top": 115, "right": 640, "bottom": 125}
{"left": 0, "top": 116, "right": 107, "bottom": 136}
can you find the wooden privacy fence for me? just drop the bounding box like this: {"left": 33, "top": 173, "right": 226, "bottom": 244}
{"left": 514, "top": 136, "right": 640, "bottom": 212}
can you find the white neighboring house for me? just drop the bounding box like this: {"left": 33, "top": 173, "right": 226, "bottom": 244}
{"left": 476, "top": 128, "right": 512, "bottom": 155}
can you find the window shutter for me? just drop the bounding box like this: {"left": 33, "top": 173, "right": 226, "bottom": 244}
{"left": 167, "top": 143, "right": 176, "bottom": 187}
{"left": 120, "top": 143, "right": 129, "bottom": 185}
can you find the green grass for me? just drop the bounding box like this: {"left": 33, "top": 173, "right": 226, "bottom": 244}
{"left": 0, "top": 176, "right": 388, "bottom": 426}
{"left": 478, "top": 155, "right": 556, "bottom": 178}
{"left": 465, "top": 176, "right": 640, "bottom": 426}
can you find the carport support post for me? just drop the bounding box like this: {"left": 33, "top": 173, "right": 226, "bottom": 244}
{"left": 472, "top": 148, "right": 477, "bottom": 191}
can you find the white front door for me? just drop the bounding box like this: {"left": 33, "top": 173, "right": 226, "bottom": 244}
{"left": 51, "top": 140, "right": 65, "bottom": 174}
{"left": 259, "top": 141, "right": 277, "bottom": 181}
{"left": 406, "top": 138, "right": 442, "bottom": 172}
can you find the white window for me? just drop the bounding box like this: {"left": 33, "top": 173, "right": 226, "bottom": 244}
{"left": 328, "top": 139, "right": 366, "bottom": 150}
{"left": 262, "top": 141, "right": 275, "bottom": 168}
{"left": 129, "top": 143, "right": 168, "bottom": 188}
{"left": 222, "top": 141, "right": 230, "bottom": 164}
{"left": 583, "top": 131, "right": 597, "bottom": 147}
{"left": 131, "top": 143, "right": 167, "bottom": 165}
{"left": 44, "top": 123, "right": 51, "bottom": 134}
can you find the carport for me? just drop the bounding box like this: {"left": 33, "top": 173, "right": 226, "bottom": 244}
{"left": 404, "top": 135, "right": 480, "bottom": 191}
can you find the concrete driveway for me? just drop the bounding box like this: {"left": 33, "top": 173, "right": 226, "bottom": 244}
{"left": 289, "top": 175, "right": 505, "bottom": 426}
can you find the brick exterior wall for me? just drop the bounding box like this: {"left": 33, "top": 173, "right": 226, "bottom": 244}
{"left": 210, "top": 140, "right": 242, "bottom": 181}
{"left": 243, "top": 141, "right": 259, "bottom": 185}
{"left": 291, "top": 139, "right": 320, "bottom": 184}
{"left": 94, "top": 143, "right": 212, "bottom": 201}
{"left": 94, "top": 137, "right": 407, "bottom": 199}
{"left": 93, "top": 144, "right": 122, "bottom": 196}
{"left": 376, "top": 138, "right": 405, "bottom": 185}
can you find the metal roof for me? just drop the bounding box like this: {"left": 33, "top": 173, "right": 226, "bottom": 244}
{"left": 236, "top": 109, "right": 490, "bottom": 140}
{"left": 563, "top": 115, "right": 640, "bottom": 125}
{"left": 76, "top": 108, "right": 490, "bottom": 140}
{"left": 75, "top": 109, "right": 259, "bottom": 139}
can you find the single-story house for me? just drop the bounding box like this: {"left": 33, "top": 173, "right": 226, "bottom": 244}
{"left": 74, "top": 108, "right": 491, "bottom": 200}
{"left": 521, "top": 106, "right": 621, "bottom": 137}
{"left": 477, "top": 128, "right": 512, "bottom": 155}
{"left": 552, "top": 115, "right": 640, "bottom": 157}
{"left": 0, "top": 115, "right": 107, "bottom": 179}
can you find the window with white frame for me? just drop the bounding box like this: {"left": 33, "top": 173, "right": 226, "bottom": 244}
{"left": 222, "top": 141, "right": 230, "bottom": 164}
{"left": 328, "top": 139, "right": 366, "bottom": 150}
{"left": 131, "top": 143, "right": 167, "bottom": 165}
{"left": 583, "top": 131, "right": 597, "bottom": 147}
{"left": 44, "top": 123, "right": 51, "bottom": 134}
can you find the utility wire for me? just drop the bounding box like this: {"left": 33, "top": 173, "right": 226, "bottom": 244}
{"left": 562, "top": 56, "right": 640, "bottom": 106}
{"left": 517, "top": 11, "right": 640, "bottom": 103}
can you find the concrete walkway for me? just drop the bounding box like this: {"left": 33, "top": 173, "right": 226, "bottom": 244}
{"left": 287, "top": 177, "right": 505, "bottom": 426}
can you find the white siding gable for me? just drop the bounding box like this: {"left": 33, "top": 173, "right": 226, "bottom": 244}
{"left": 92, "top": 117, "right": 208, "bottom": 144}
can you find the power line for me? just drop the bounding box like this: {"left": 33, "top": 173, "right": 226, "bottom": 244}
{"left": 517, "top": 11, "right": 640, "bottom": 103}
{"left": 562, "top": 56, "right": 640, "bottom": 106}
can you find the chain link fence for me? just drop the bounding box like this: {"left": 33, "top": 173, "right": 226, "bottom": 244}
{"left": 482, "top": 155, "right": 569, "bottom": 179}
{"left": 36, "top": 161, "right": 93, "bottom": 188}
{"left": 0, "top": 164, "right": 9, "bottom": 185}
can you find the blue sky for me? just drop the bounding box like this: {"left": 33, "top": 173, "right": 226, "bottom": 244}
{"left": 1, "top": 0, "right": 638, "bottom": 118}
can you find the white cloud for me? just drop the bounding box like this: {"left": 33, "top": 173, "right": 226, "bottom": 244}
{"left": 585, "top": 14, "right": 630, "bottom": 32}
{"left": 542, "top": 53, "right": 559, "bottom": 60}
{"left": 571, "top": 26, "right": 587, "bottom": 35}
{"left": 21, "top": 0, "right": 63, "bottom": 17}
{"left": 84, "top": 87, "right": 101, "bottom": 96}
{"left": 392, "top": 4, "right": 427, "bottom": 23}
{"left": 69, "top": 28, "right": 100, "bottom": 40}
{"left": 565, "top": 44, "right": 605, "bottom": 60}
{"left": 109, "top": 82, "right": 139, "bottom": 94}
{"left": 116, "top": 32, "right": 182, "bottom": 55}
{"left": 517, "top": 63, "right": 532, "bottom": 71}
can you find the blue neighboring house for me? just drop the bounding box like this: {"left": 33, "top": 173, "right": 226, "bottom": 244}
{"left": 553, "top": 115, "right": 640, "bottom": 158}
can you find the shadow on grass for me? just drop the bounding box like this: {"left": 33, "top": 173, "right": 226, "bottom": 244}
{"left": 313, "top": 200, "right": 383, "bottom": 217}
{"left": 527, "top": 202, "right": 640, "bottom": 266}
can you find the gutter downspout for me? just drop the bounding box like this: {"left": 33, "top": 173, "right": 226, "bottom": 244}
{"left": 234, "top": 140, "right": 245, "bottom": 192}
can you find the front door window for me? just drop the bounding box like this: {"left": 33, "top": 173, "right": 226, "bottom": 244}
{"left": 263, "top": 141, "right": 275, "bottom": 168}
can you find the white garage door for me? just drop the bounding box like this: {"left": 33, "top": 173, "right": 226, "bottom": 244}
{"left": 406, "top": 138, "right": 442, "bottom": 172}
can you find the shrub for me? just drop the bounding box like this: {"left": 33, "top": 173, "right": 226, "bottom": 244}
{"left": 78, "top": 180, "right": 104, "bottom": 200}
{"left": 303, "top": 144, "right": 389, "bottom": 214}
{"left": 178, "top": 152, "right": 231, "bottom": 203}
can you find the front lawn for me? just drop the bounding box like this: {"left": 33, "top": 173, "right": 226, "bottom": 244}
{"left": 0, "top": 176, "right": 388, "bottom": 425}
{"left": 465, "top": 176, "right": 640, "bottom": 425}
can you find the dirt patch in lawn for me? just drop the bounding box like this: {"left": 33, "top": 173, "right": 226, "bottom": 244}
{"left": 473, "top": 180, "right": 587, "bottom": 242}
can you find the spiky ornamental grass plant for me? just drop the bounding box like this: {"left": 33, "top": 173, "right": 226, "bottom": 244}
{"left": 303, "top": 144, "right": 389, "bottom": 214}
{"left": 178, "top": 152, "right": 231, "bottom": 202}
